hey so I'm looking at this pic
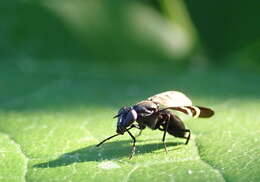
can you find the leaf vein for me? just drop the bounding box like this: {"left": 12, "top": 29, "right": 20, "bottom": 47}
{"left": 194, "top": 136, "right": 226, "bottom": 182}
{"left": 0, "top": 131, "right": 29, "bottom": 182}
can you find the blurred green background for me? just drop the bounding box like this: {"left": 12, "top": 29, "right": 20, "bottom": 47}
{"left": 1, "top": 0, "right": 259, "bottom": 68}
{"left": 1, "top": 1, "right": 260, "bottom": 182}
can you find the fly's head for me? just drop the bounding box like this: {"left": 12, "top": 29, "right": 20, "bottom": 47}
{"left": 114, "top": 106, "right": 137, "bottom": 134}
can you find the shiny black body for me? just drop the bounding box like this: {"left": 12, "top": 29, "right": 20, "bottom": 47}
{"left": 96, "top": 91, "right": 214, "bottom": 159}
{"left": 136, "top": 109, "right": 190, "bottom": 140}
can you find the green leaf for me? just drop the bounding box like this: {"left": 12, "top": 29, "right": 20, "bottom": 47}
{"left": 0, "top": 133, "right": 28, "bottom": 182}
{"left": 0, "top": 61, "right": 260, "bottom": 182}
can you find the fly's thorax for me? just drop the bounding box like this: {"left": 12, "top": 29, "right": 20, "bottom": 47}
{"left": 135, "top": 100, "right": 159, "bottom": 110}
{"left": 133, "top": 100, "right": 159, "bottom": 117}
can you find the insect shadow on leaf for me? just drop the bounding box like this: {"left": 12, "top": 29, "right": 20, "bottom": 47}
{"left": 33, "top": 140, "right": 180, "bottom": 168}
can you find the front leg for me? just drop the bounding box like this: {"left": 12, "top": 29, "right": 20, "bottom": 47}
{"left": 129, "top": 123, "right": 146, "bottom": 137}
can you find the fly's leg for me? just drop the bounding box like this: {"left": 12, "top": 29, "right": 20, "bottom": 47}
{"left": 183, "top": 129, "right": 191, "bottom": 145}
{"left": 161, "top": 114, "right": 170, "bottom": 154}
{"left": 168, "top": 114, "right": 191, "bottom": 145}
{"left": 126, "top": 130, "right": 136, "bottom": 159}
{"left": 129, "top": 123, "right": 146, "bottom": 138}
{"left": 96, "top": 125, "right": 139, "bottom": 148}
{"left": 174, "top": 128, "right": 191, "bottom": 145}
{"left": 162, "top": 121, "right": 169, "bottom": 153}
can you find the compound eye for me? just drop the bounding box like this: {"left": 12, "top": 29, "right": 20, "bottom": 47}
{"left": 115, "top": 106, "right": 130, "bottom": 118}
{"left": 117, "top": 109, "right": 137, "bottom": 131}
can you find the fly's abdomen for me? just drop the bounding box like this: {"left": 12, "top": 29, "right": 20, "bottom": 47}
{"left": 167, "top": 114, "right": 187, "bottom": 138}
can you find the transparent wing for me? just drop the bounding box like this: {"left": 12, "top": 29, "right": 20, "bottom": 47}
{"left": 164, "top": 105, "right": 214, "bottom": 118}
{"left": 148, "top": 91, "right": 214, "bottom": 118}
{"left": 148, "top": 91, "right": 193, "bottom": 107}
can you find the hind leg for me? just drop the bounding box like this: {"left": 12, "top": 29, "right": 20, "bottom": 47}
{"left": 174, "top": 129, "right": 191, "bottom": 145}
{"left": 183, "top": 129, "right": 191, "bottom": 145}
{"left": 168, "top": 115, "right": 191, "bottom": 145}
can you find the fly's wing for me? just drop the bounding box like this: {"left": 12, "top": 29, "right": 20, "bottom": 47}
{"left": 148, "top": 91, "right": 214, "bottom": 118}
{"left": 148, "top": 91, "right": 193, "bottom": 107}
{"left": 170, "top": 106, "right": 214, "bottom": 118}
{"left": 194, "top": 106, "right": 214, "bottom": 118}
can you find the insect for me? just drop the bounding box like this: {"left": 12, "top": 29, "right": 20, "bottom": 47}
{"left": 96, "top": 91, "right": 214, "bottom": 158}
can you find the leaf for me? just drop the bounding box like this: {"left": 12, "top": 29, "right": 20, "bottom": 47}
{"left": 0, "top": 61, "right": 260, "bottom": 182}
{"left": 0, "top": 133, "right": 28, "bottom": 182}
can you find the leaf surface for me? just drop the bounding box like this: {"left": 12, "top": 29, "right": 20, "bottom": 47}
{"left": 0, "top": 62, "right": 260, "bottom": 182}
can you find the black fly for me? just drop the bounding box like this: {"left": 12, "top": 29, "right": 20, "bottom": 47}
{"left": 96, "top": 91, "right": 214, "bottom": 158}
